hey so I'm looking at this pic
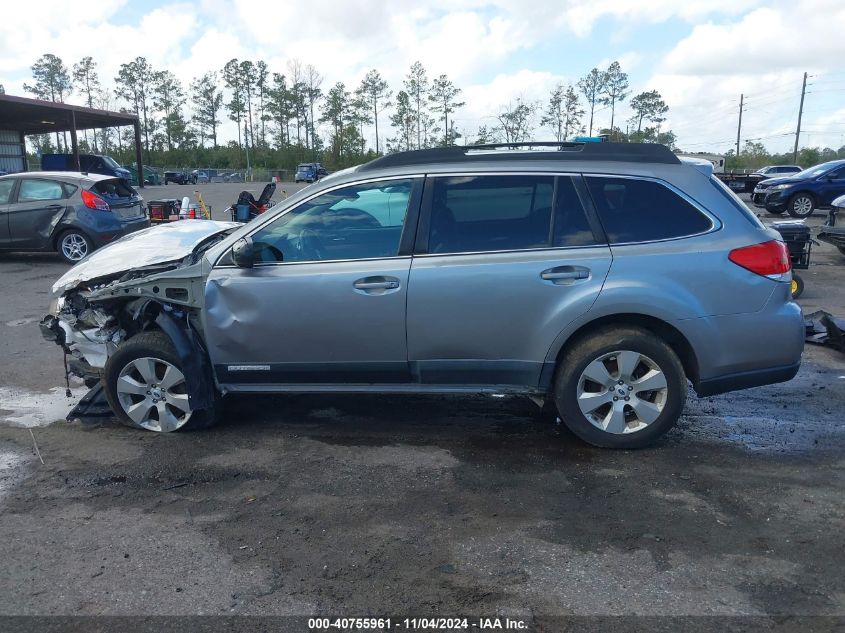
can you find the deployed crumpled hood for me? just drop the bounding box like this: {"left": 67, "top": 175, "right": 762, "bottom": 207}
{"left": 52, "top": 220, "right": 238, "bottom": 294}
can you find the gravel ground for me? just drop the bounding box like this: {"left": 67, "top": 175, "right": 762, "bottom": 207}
{"left": 0, "top": 189, "right": 843, "bottom": 626}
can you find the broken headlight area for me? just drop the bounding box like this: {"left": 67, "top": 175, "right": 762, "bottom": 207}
{"left": 41, "top": 293, "right": 129, "bottom": 386}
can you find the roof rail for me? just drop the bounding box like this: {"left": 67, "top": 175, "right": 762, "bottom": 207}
{"left": 358, "top": 141, "right": 681, "bottom": 172}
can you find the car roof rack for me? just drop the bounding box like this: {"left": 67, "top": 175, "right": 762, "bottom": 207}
{"left": 358, "top": 141, "right": 681, "bottom": 172}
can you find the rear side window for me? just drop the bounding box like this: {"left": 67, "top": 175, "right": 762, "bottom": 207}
{"left": 553, "top": 177, "right": 599, "bottom": 247}
{"left": 585, "top": 176, "right": 712, "bottom": 244}
{"left": 18, "top": 179, "right": 64, "bottom": 202}
{"left": 428, "top": 175, "right": 555, "bottom": 254}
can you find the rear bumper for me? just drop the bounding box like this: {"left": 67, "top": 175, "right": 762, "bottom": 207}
{"left": 90, "top": 216, "right": 150, "bottom": 247}
{"left": 696, "top": 361, "right": 800, "bottom": 397}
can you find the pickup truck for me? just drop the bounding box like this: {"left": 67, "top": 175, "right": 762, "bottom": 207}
{"left": 164, "top": 170, "right": 191, "bottom": 185}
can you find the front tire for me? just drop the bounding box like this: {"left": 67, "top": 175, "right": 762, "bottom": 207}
{"left": 103, "top": 331, "right": 219, "bottom": 432}
{"left": 787, "top": 193, "right": 815, "bottom": 218}
{"left": 553, "top": 327, "right": 686, "bottom": 449}
{"left": 57, "top": 230, "right": 93, "bottom": 263}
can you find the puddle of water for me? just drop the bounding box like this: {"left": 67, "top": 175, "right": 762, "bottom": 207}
{"left": 0, "top": 386, "right": 88, "bottom": 428}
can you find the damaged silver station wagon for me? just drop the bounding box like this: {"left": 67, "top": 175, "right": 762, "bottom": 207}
{"left": 41, "top": 142, "right": 805, "bottom": 448}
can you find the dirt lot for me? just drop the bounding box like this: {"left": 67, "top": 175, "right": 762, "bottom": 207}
{"left": 0, "top": 187, "right": 844, "bottom": 626}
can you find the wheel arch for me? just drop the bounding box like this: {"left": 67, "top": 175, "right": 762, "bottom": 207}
{"left": 541, "top": 313, "right": 700, "bottom": 392}
{"left": 52, "top": 224, "right": 93, "bottom": 250}
{"left": 789, "top": 190, "right": 817, "bottom": 204}
{"left": 110, "top": 300, "right": 218, "bottom": 412}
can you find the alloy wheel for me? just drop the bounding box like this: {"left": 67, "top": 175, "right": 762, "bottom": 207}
{"left": 61, "top": 233, "right": 89, "bottom": 262}
{"left": 791, "top": 195, "right": 813, "bottom": 217}
{"left": 576, "top": 350, "right": 669, "bottom": 434}
{"left": 115, "top": 357, "right": 192, "bottom": 432}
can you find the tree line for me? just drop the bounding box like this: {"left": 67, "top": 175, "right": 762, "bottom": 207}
{"left": 21, "top": 53, "right": 679, "bottom": 171}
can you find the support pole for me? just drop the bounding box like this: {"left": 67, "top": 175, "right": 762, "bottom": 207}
{"left": 134, "top": 119, "right": 144, "bottom": 189}
{"left": 736, "top": 94, "right": 743, "bottom": 160}
{"left": 793, "top": 72, "right": 807, "bottom": 164}
{"left": 69, "top": 111, "right": 80, "bottom": 171}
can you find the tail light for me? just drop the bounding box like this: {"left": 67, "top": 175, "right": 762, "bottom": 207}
{"left": 729, "top": 240, "right": 791, "bottom": 281}
{"left": 81, "top": 189, "right": 110, "bottom": 211}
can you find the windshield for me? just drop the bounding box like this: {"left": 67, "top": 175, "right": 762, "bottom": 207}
{"left": 794, "top": 162, "right": 842, "bottom": 179}
{"left": 102, "top": 156, "right": 121, "bottom": 170}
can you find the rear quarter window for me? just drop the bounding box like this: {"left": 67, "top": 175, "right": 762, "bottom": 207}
{"left": 585, "top": 176, "right": 712, "bottom": 244}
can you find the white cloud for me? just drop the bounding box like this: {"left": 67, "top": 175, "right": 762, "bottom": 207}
{"left": 2, "top": 0, "right": 843, "bottom": 154}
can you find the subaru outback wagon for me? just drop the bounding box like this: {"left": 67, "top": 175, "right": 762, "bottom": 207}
{"left": 41, "top": 142, "right": 804, "bottom": 448}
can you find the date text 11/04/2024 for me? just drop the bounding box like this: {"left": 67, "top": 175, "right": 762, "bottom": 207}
{"left": 308, "top": 617, "right": 529, "bottom": 630}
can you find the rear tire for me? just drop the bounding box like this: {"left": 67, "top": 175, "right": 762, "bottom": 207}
{"left": 553, "top": 326, "right": 686, "bottom": 449}
{"left": 103, "top": 331, "right": 219, "bottom": 432}
{"left": 57, "top": 230, "right": 93, "bottom": 263}
{"left": 787, "top": 193, "right": 815, "bottom": 218}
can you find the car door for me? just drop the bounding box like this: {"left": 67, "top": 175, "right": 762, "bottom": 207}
{"left": 0, "top": 179, "right": 16, "bottom": 245}
{"left": 817, "top": 165, "right": 845, "bottom": 206}
{"left": 204, "top": 176, "right": 423, "bottom": 387}
{"left": 406, "top": 173, "right": 612, "bottom": 388}
{"left": 7, "top": 178, "right": 70, "bottom": 249}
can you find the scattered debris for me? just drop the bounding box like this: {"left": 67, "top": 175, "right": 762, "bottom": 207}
{"left": 28, "top": 429, "right": 44, "bottom": 465}
{"left": 162, "top": 482, "right": 189, "bottom": 491}
{"left": 805, "top": 310, "right": 845, "bottom": 353}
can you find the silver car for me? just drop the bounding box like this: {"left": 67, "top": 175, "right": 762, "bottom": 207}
{"left": 41, "top": 143, "right": 804, "bottom": 448}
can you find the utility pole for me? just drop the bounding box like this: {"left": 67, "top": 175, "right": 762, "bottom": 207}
{"left": 793, "top": 72, "right": 807, "bottom": 164}
{"left": 736, "top": 94, "right": 744, "bottom": 160}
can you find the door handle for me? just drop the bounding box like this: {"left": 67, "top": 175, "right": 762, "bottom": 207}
{"left": 354, "top": 280, "right": 399, "bottom": 289}
{"left": 540, "top": 266, "right": 590, "bottom": 284}
{"left": 353, "top": 276, "right": 401, "bottom": 293}
{"left": 541, "top": 271, "right": 588, "bottom": 280}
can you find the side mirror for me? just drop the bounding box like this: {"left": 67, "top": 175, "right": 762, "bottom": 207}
{"left": 832, "top": 194, "right": 845, "bottom": 210}
{"left": 231, "top": 237, "right": 255, "bottom": 268}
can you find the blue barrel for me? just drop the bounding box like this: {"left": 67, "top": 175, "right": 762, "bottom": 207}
{"left": 236, "top": 204, "right": 251, "bottom": 221}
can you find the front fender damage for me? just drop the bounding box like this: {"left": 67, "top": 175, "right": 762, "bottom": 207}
{"left": 41, "top": 260, "right": 216, "bottom": 420}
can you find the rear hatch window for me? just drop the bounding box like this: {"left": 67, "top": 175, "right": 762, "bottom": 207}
{"left": 92, "top": 179, "right": 144, "bottom": 219}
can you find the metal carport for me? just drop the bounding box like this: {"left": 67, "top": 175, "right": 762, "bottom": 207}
{"left": 0, "top": 93, "right": 145, "bottom": 188}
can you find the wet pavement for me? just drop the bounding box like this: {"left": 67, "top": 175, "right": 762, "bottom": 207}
{"left": 0, "top": 194, "right": 843, "bottom": 618}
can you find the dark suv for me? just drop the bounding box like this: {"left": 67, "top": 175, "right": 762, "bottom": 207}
{"left": 41, "top": 154, "right": 132, "bottom": 181}
{"left": 753, "top": 160, "right": 845, "bottom": 217}
{"left": 295, "top": 163, "right": 328, "bottom": 183}
{"left": 164, "top": 170, "right": 191, "bottom": 185}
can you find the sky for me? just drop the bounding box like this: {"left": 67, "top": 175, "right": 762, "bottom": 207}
{"left": 1, "top": 0, "right": 843, "bottom": 155}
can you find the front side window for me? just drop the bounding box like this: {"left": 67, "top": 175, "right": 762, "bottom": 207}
{"left": 586, "top": 176, "right": 712, "bottom": 244}
{"left": 250, "top": 179, "right": 415, "bottom": 264}
{"left": 18, "top": 179, "right": 64, "bottom": 202}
